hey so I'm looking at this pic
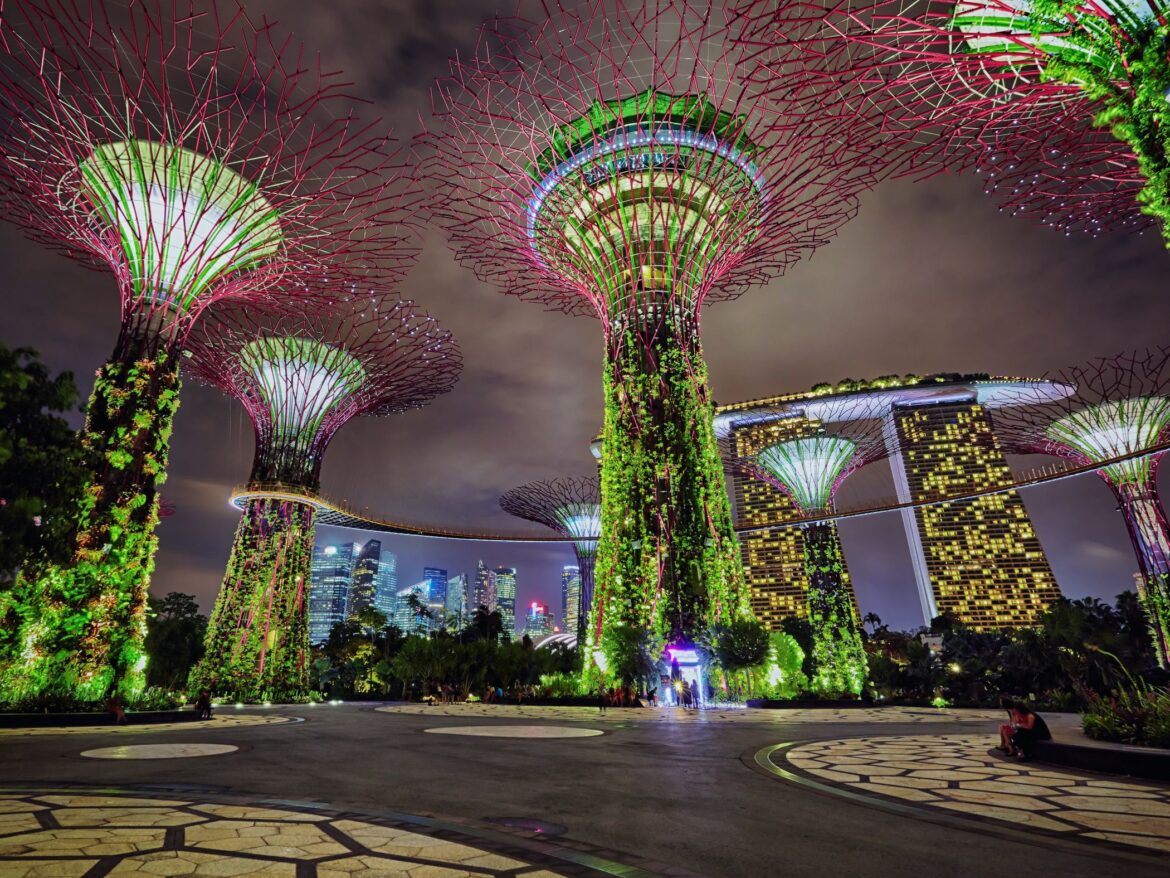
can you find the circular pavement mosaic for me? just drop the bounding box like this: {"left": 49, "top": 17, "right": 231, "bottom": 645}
{"left": 79, "top": 743, "right": 240, "bottom": 760}
{"left": 423, "top": 725, "right": 604, "bottom": 738}
{"left": 0, "top": 787, "right": 678, "bottom": 876}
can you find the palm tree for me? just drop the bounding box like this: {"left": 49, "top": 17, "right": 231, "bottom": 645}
{"left": 862, "top": 612, "right": 884, "bottom": 636}
{"left": 467, "top": 606, "right": 504, "bottom": 644}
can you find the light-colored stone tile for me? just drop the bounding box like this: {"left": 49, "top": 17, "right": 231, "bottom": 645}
{"left": 1057, "top": 810, "right": 1170, "bottom": 836}
{"left": 932, "top": 801, "right": 1076, "bottom": 831}
{"left": 54, "top": 807, "right": 204, "bottom": 828}
{"left": 1054, "top": 795, "right": 1170, "bottom": 816}
{"left": 846, "top": 782, "right": 941, "bottom": 803}
{"left": 189, "top": 805, "right": 325, "bottom": 822}
{"left": 1081, "top": 831, "right": 1170, "bottom": 853}
{"left": 0, "top": 860, "right": 97, "bottom": 877}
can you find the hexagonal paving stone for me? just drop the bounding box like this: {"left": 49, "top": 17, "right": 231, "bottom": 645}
{"left": 0, "top": 827, "right": 166, "bottom": 857}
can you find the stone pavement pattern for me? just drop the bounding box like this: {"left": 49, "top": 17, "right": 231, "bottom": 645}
{"left": 0, "top": 791, "right": 572, "bottom": 877}
{"left": 782, "top": 734, "right": 1170, "bottom": 854}
{"left": 376, "top": 704, "right": 1003, "bottom": 724}
{"left": 0, "top": 714, "right": 297, "bottom": 738}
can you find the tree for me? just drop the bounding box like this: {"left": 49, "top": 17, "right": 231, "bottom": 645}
{"left": 464, "top": 605, "right": 504, "bottom": 644}
{"left": 0, "top": 343, "right": 85, "bottom": 586}
{"left": 862, "top": 612, "right": 884, "bottom": 636}
{"left": 602, "top": 624, "right": 661, "bottom": 689}
{"left": 710, "top": 619, "right": 772, "bottom": 698}
{"left": 144, "top": 592, "right": 206, "bottom": 690}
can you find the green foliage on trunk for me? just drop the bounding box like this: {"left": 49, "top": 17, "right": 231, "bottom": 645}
{"left": 1029, "top": 0, "right": 1170, "bottom": 242}
{"left": 189, "top": 497, "right": 314, "bottom": 702}
{"left": 803, "top": 521, "right": 867, "bottom": 696}
{"left": 589, "top": 321, "right": 749, "bottom": 672}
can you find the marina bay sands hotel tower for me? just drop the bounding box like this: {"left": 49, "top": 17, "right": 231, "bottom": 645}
{"left": 716, "top": 375, "right": 1067, "bottom": 630}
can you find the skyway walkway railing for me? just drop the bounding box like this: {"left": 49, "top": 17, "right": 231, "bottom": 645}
{"left": 230, "top": 440, "right": 1170, "bottom": 541}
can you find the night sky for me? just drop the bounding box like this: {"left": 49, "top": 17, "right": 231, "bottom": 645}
{"left": 3, "top": 1, "right": 1169, "bottom": 633}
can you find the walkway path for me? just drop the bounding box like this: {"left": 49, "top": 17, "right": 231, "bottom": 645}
{"left": 774, "top": 734, "right": 1170, "bottom": 854}
{"left": 0, "top": 714, "right": 298, "bottom": 738}
{"left": 376, "top": 703, "right": 1004, "bottom": 724}
{"left": 0, "top": 787, "right": 676, "bottom": 877}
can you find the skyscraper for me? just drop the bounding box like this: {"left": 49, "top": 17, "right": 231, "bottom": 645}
{"left": 394, "top": 582, "right": 428, "bottom": 634}
{"left": 718, "top": 376, "right": 1064, "bottom": 631}
{"left": 422, "top": 567, "right": 448, "bottom": 627}
{"left": 728, "top": 417, "right": 858, "bottom": 630}
{"left": 473, "top": 560, "right": 497, "bottom": 613}
{"left": 309, "top": 541, "right": 357, "bottom": 644}
{"left": 891, "top": 401, "right": 1062, "bottom": 629}
{"left": 446, "top": 573, "right": 469, "bottom": 628}
{"left": 561, "top": 566, "right": 581, "bottom": 638}
{"left": 375, "top": 549, "right": 397, "bottom": 621}
{"left": 494, "top": 566, "right": 517, "bottom": 635}
{"left": 348, "top": 539, "right": 381, "bottom": 618}
{"left": 524, "top": 601, "right": 554, "bottom": 638}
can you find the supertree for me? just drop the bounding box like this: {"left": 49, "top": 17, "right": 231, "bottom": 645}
{"left": 0, "top": 0, "right": 418, "bottom": 703}
{"left": 991, "top": 348, "right": 1170, "bottom": 667}
{"left": 499, "top": 477, "right": 601, "bottom": 642}
{"left": 184, "top": 292, "right": 461, "bottom": 700}
{"left": 422, "top": 0, "right": 886, "bottom": 669}
{"left": 725, "top": 403, "right": 888, "bottom": 695}
{"left": 737, "top": 0, "right": 1164, "bottom": 241}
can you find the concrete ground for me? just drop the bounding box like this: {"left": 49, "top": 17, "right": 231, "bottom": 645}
{"left": 1, "top": 702, "right": 1166, "bottom": 877}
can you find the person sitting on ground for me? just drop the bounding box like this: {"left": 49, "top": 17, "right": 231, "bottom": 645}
{"left": 1009, "top": 702, "right": 1051, "bottom": 760}
{"left": 998, "top": 698, "right": 1022, "bottom": 754}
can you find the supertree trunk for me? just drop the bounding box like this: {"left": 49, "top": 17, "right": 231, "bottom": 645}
{"left": 576, "top": 547, "right": 598, "bottom": 646}
{"left": 803, "top": 521, "right": 867, "bottom": 696}
{"left": 591, "top": 312, "right": 748, "bottom": 655}
{"left": 190, "top": 497, "right": 315, "bottom": 701}
{"left": 1112, "top": 479, "right": 1170, "bottom": 668}
{"left": 1, "top": 327, "right": 180, "bottom": 703}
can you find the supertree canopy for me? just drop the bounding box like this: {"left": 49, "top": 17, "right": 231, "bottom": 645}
{"left": 0, "top": 0, "right": 418, "bottom": 704}
{"left": 991, "top": 348, "right": 1170, "bottom": 666}
{"left": 740, "top": 0, "right": 1164, "bottom": 240}
{"left": 730, "top": 405, "right": 888, "bottom": 696}
{"left": 185, "top": 292, "right": 461, "bottom": 701}
{"left": 499, "top": 477, "right": 602, "bottom": 641}
{"left": 423, "top": 0, "right": 884, "bottom": 667}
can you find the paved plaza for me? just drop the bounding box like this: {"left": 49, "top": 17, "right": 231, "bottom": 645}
{"left": 0, "top": 703, "right": 1166, "bottom": 877}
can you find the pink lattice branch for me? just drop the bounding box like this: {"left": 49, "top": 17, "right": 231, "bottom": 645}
{"left": 0, "top": 0, "right": 421, "bottom": 347}
{"left": 735, "top": 0, "right": 1152, "bottom": 236}
{"left": 420, "top": 0, "right": 889, "bottom": 332}
{"left": 185, "top": 286, "right": 462, "bottom": 489}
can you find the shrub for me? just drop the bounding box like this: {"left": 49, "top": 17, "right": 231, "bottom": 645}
{"left": 1082, "top": 685, "right": 1170, "bottom": 748}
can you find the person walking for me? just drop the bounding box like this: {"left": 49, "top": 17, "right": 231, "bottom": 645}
{"left": 597, "top": 682, "right": 608, "bottom": 714}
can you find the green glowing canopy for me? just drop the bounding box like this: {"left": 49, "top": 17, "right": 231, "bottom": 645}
{"left": 78, "top": 140, "right": 283, "bottom": 308}
{"left": 757, "top": 435, "right": 859, "bottom": 514}
{"left": 1046, "top": 396, "right": 1170, "bottom": 485}
{"left": 530, "top": 89, "right": 756, "bottom": 179}
{"left": 239, "top": 336, "right": 365, "bottom": 444}
{"left": 951, "top": 0, "right": 1156, "bottom": 79}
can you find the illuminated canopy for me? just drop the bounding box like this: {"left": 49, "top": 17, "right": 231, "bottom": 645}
{"left": 1046, "top": 396, "right": 1170, "bottom": 485}
{"left": 757, "top": 436, "right": 861, "bottom": 514}
{"left": 239, "top": 336, "right": 365, "bottom": 448}
{"left": 78, "top": 141, "right": 282, "bottom": 311}
{"left": 952, "top": 0, "right": 1154, "bottom": 83}
{"left": 527, "top": 90, "right": 765, "bottom": 318}
{"left": 554, "top": 503, "right": 602, "bottom": 556}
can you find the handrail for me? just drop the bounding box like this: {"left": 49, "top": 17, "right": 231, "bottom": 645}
{"left": 228, "top": 441, "right": 1170, "bottom": 542}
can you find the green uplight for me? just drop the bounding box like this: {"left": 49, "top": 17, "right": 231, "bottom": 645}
{"left": 78, "top": 140, "right": 282, "bottom": 310}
